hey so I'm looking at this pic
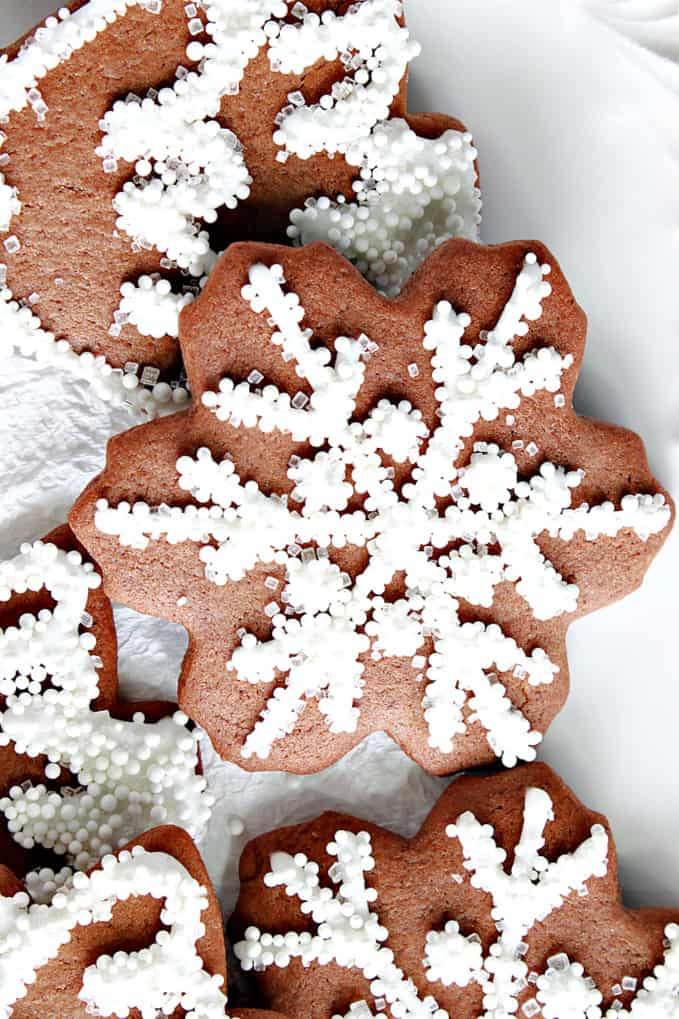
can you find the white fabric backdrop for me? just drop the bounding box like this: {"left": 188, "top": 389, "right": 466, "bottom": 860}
{"left": 1, "top": 0, "right": 677, "bottom": 912}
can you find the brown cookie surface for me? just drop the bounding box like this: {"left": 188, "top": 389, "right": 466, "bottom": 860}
{"left": 69, "top": 239, "right": 673, "bottom": 775}
{"left": 0, "top": 0, "right": 478, "bottom": 410}
{"left": 0, "top": 524, "right": 210, "bottom": 876}
{"left": 231, "top": 762, "right": 679, "bottom": 1019}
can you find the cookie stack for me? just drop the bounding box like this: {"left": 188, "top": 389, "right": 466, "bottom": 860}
{"left": 0, "top": 2, "right": 674, "bottom": 1017}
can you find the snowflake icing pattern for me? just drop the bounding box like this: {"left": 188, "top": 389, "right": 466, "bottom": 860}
{"left": 235, "top": 783, "right": 679, "bottom": 1019}
{"left": 94, "top": 249, "right": 670, "bottom": 768}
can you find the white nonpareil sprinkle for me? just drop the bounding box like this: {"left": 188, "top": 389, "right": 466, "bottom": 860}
{"left": 0, "top": 846, "right": 230, "bottom": 1019}
{"left": 0, "top": 541, "right": 214, "bottom": 870}
{"left": 117, "top": 274, "right": 194, "bottom": 339}
{"left": 235, "top": 787, "right": 621, "bottom": 1019}
{"left": 228, "top": 815, "right": 245, "bottom": 837}
{"left": 289, "top": 119, "right": 481, "bottom": 296}
{"left": 95, "top": 254, "right": 670, "bottom": 765}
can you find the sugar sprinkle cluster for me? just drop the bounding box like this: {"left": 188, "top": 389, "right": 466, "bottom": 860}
{"left": 288, "top": 119, "right": 480, "bottom": 297}
{"left": 0, "top": 264, "right": 190, "bottom": 413}
{"left": 116, "top": 274, "right": 195, "bottom": 340}
{"left": 0, "top": 539, "right": 214, "bottom": 871}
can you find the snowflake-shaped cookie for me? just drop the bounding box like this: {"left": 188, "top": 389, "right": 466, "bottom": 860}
{"left": 0, "top": 822, "right": 285, "bottom": 1019}
{"left": 70, "top": 239, "right": 672, "bottom": 774}
{"left": 0, "top": 525, "right": 214, "bottom": 877}
{"left": 232, "top": 762, "right": 679, "bottom": 1019}
{"left": 0, "top": 0, "right": 479, "bottom": 413}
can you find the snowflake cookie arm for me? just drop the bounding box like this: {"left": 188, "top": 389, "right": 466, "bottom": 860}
{"left": 446, "top": 787, "right": 609, "bottom": 938}
{"left": 233, "top": 612, "right": 370, "bottom": 761}
{"left": 424, "top": 785, "right": 609, "bottom": 1019}
{"left": 409, "top": 253, "right": 572, "bottom": 511}
{"left": 422, "top": 615, "right": 558, "bottom": 767}
{"left": 202, "top": 262, "right": 367, "bottom": 447}
{"left": 235, "top": 829, "right": 449, "bottom": 1019}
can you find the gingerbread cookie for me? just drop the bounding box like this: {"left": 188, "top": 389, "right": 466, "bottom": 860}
{"left": 0, "top": 0, "right": 479, "bottom": 414}
{"left": 232, "top": 762, "right": 679, "bottom": 1019}
{"left": 0, "top": 525, "right": 213, "bottom": 876}
{"left": 0, "top": 823, "right": 286, "bottom": 1019}
{"left": 70, "top": 239, "right": 672, "bottom": 775}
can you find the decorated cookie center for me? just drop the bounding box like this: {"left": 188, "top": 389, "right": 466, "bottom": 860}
{"left": 0, "top": 540, "right": 213, "bottom": 871}
{"left": 0, "top": 846, "right": 229, "bottom": 1019}
{"left": 94, "top": 254, "right": 670, "bottom": 767}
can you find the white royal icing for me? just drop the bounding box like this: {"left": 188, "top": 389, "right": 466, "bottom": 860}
{"left": 95, "top": 0, "right": 283, "bottom": 312}
{"left": 435, "top": 789, "right": 679, "bottom": 1019}
{"left": 0, "top": 845, "right": 229, "bottom": 1019}
{"left": 0, "top": 540, "right": 214, "bottom": 870}
{"left": 236, "top": 828, "right": 450, "bottom": 1019}
{"left": 95, "top": 254, "right": 670, "bottom": 766}
{"left": 436, "top": 787, "right": 608, "bottom": 1019}
{"left": 102, "top": 112, "right": 251, "bottom": 278}
{"left": 234, "top": 786, "right": 614, "bottom": 1019}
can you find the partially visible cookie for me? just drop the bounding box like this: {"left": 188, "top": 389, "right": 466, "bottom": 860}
{"left": 0, "top": 525, "right": 213, "bottom": 876}
{"left": 0, "top": 823, "right": 286, "bottom": 1019}
{"left": 70, "top": 239, "right": 672, "bottom": 775}
{"left": 231, "top": 762, "right": 679, "bottom": 1019}
{"left": 0, "top": 0, "right": 479, "bottom": 413}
